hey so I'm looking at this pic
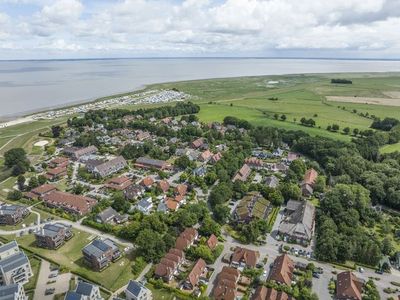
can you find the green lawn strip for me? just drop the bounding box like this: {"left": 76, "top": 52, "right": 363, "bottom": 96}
{"left": 25, "top": 256, "right": 41, "bottom": 292}
{"left": 380, "top": 142, "right": 400, "bottom": 154}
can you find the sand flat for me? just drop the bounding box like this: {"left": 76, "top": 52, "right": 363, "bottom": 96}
{"left": 326, "top": 96, "right": 400, "bottom": 107}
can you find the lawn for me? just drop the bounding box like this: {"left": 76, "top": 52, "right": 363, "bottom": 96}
{"left": 0, "top": 213, "right": 38, "bottom": 231}
{"left": 12, "top": 230, "right": 137, "bottom": 291}
{"left": 146, "top": 283, "right": 175, "bottom": 300}
{"left": 380, "top": 142, "right": 400, "bottom": 154}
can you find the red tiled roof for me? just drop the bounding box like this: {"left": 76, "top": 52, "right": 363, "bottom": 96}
{"left": 336, "top": 271, "right": 363, "bottom": 300}
{"left": 31, "top": 184, "right": 57, "bottom": 195}
{"left": 268, "top": 254, "right": 294, "bottom": 286}
{"left": 187, "top": 258, "right": 206, "bottom": 287}
{"left": 303, "top": 168, "right": 318, "bottom": 185}
{"left": 175, "top": 184, "right": 188, "bottom": 196}
{"left": 231, "top": 247, "right": 260, "bottom": 268}
{"left": 207, "top": 234, "right": 218, "bottom": 250}
{"left": 141, "top": 176, "right": 154, "bottom": 187}
{"left": 158, "top": 180, "right": 170, "bottom": 192}
{"left": 42, "top": 191, "right": 97, "bottom": 215}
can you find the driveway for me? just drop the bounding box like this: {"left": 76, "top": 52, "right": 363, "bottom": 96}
{"left": 34, "top": 260, "right": 72, "bottom": 300}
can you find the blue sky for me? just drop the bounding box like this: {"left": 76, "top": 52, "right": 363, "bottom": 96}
{"left": 1, "top": 0, "right": 400, "bottom": 60}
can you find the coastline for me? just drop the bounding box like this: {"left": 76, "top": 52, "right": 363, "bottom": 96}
{"left": 2, "top": 70, "right": 400, "bottom": 130}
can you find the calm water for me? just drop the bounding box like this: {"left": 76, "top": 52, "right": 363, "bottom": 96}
{"left": 1, "top": 58, "right": 400, "bottom": 119}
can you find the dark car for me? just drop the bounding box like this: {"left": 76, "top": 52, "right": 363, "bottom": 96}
{"left": 45, "top": 288, "right": 55, "bottom": 295}
{"left": 312, "top": 272, "right": 320, "bottom": 279}
{"left": 375, "top": 269, "right": 384, "bottom": 275}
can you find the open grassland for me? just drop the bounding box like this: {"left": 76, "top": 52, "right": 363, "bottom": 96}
{"left": 12, "top": 230, "right": 136, "bottom": 291}
{"left": 380, "top": 142, "right": 400, "bottom": 154}
{"left": 151, "top": 73, "right": 400, "bottom": 144}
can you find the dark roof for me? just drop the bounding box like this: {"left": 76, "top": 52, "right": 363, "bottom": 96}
{"left": 126, "top": 280, "right": 148, "bottom": 297}
{"left": 0, "top": 284, "right": 21, "bottom": 300}
{"left": 75, "top": 281, "right": 95, "bottom": 296}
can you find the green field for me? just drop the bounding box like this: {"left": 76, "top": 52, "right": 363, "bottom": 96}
{"left": 12, "top": 230, "right": 136, "bottom": 291}
{"left": 151, "top": 73, "right": 400, "bottom": 144}
{"left": 380, "top": 142, "right": 400, "bottom": 154}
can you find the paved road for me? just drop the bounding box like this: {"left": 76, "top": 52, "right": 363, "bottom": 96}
{"left": 34, "top": 260, "right": 71, "bottom": 300}
{"left": 0, "top": 218, "right": 133, "bottom": 248}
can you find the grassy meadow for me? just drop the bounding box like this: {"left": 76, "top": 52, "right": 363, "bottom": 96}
{"left": 151, "top": 73, "right": 400, "bottom": 144}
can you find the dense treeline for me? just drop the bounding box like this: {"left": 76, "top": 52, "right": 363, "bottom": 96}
{"left": 331, "top": 79, "right": 352, "bottom": 84}
{"left": 68, "top": 101, "right": 200, "bottom": 130}
{"left": 371, "top": 117, "right": 399, "bottom": 131}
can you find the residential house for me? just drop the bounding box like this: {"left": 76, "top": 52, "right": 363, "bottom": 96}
{"left": 0, "top": 284, "right": 26, "bottom": 300}
{"left": 270, "top": 163, "right": 289, "bottom": 173}
{"left": 91, "top": 156, "right": 127, "bottom": 178}
{"left": 0, "top": 241, "right": 32, "bottom": 286}
{"left": 273, "top": 148, "right": 284, "bottom": 157}
{"left": 124, "top": 185, "right": 144, "bottom": 201}
{"left": 82, "top": 239, "right": 121, "bottom": 271}
{"left": 191, "top": 138, "right": 205, "bottom": 149}
{"left": 286, "top": 152, "right": 300, "bottom": 163}
{"left": 48, "top": 157, "right": 69, "bottom": 169}
{"left": 231, "top": 247, "right": 260, "bottom": 268}
{"left": 63, "top": 146, "right": 98, "bottom": 160}
{"left": 244, "top": 157, "right": 264, "bottom": 170}
{"left": 85, "top": 159, "right": 104, "bottom": 173}
{"left": 135, "top": 157, "right": 172, "bottom": 170}
{"left": 174, "top": 184, "right": 188, "bottom": 196}
{"left": 265, "top": 175, "right": 280, "bottom": 189}
{"left": 199, "top": 150, "right": 212, "bottom": 162}
{"left": 206, "top": 234, "right": 218, "bottom": 250}
{"left": 0, "top": 205, "right": 29, "bottom": 226}
{"left": 140, "top": 177, "right": 154, "bottom": 189}
{"left": 193, "top": 166, "right": 207, "bottom": 177}
{"left": 64, "top": 281, "right": 103, "bottom": 300}
{"left": 268, "top": 254, "right": 294, "bottom": 286}
{"left": 45, "top": 166, "right": 67, "bottom": 181}
{"left": 301, "top": 168, "right": 318, "bottom": 197}
{"left": 252, "top": 286, "right": 293, "bottom": 300}
{"left": 35, "top": 223, "right": 73, "bottom": 250}
{"left": 184, "top": 259, "right": 206, "bottom": 290}
{"left": 234, "top": 192, "right": 272, "bottom": 223}
{"left": 135, "top": 130, "right": 151, "bottom": 141}
{"left": 125, "top": 280, "right": 152, "bottom": 300}
{"left": 95, "top": 207, "right": 128, "bottom": 225}
{"left": 105, "top": 176, "right": 132, "bottom": 191}
{"left": 157, "top": 180, "right": 170, "bottom": 193}
{"left": 42, "top": 191, "right": 97, "bottom": 216}
{"left": 210, "top": 152, "right": 222, "bottom": 164}
{"left": 278, "top": 200, "right": 315, "bottom": 246}
{"left": 24, "top": 184, "right": 57, "bottom": 200}
{"left": 233, "top": 164, "right": 251, "bottom": 182}
{"left": 213, "top": 266, "right": 240, "bottom": 300}
{"left": 336, "top": 271, "right": 364, "bottom": 300}
{"left": 154, "top": 248, "right": 185, "bottom": 282}
{"left": 157, "top": 202, "right": 168, "bottom": 213}
{"left": 175, "top": 228, "right": 198, "bottom": 251}
{"left": 137, "top": 197, "right": 153, "bottom": 215}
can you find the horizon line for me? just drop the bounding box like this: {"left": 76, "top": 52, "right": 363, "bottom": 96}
{"left": 1, "top": 56, "right": 400, "bottom": 62}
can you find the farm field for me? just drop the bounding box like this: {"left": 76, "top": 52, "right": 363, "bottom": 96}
{"left": 10, "top": 230, "right": 136, "bottom": 291}
{"left": 151, "top": 73, "right": 400, "bottom": 145}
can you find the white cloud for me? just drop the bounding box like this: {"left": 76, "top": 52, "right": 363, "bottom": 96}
{"left": 1, "top": 0, "right": 400, "bottom": 59}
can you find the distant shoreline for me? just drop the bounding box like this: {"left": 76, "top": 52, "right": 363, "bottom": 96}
{"left": 1, "top": 70, "right": 400, "bottom": 129}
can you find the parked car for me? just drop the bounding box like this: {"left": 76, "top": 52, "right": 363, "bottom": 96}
{"left": 312, "top": 272, "right": 320, "bottom": 279}
{"left": 45, "top": 288, "right": 55, "bottom": 295}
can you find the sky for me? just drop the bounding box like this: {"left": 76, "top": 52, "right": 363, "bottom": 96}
{"left": 1, "top": 0, "right": 400, "bottom": 60}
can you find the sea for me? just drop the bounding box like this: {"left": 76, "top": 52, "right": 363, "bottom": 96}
{"left": 1, "top": 58, "right": 400, "bottom": 119}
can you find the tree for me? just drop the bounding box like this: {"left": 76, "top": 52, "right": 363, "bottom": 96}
{"left": 174, "top": 155, "right": 194, "bottom": 170}
{"left": 199, "top": 216, "right": 221, "bottom": 236}
{"left": 28, "top": 177, "right": 39, "bottom": 190}
{"left": 269, "top": 190, "right": 284, "bottom": 206}
{"left": 7, "top": 190, "right": 22, "bottom": 200}
{"left": 280, "top": 183, "right": 301, "bottom": 201}
{"left": 17, "top": 175, "right": 25, "bottom": 191}
{"left": 289, "top": 159, "right": 306, "bottom": 180}
{"left": 332, "top": 124, "right": 340, "bottom": 132}
{"left": 51, "top": 125, "right": 62, "bottom": 138}
{"left": 381, "top": 237, "right": 394, "bottom": 256}
{"left": 280, "top": 114, "right": 287, "bottom": 121}
{"left": 353, "top": 128, "right": 359, "bottom": 136}
{"left": 112, "top": 193, "right": 130, "bottom": 213}
{"left": 38, "top": 175, "right": 47, "bottom": 185}
{"left": 274, "top": 113, "right": 279, "bottom": 120}
{"left": 4, "top": 148, "right": 30, "bottom": 175}
{"left": 343, "top": 127, "right": 350, "bottom": 135}
{"left": 135, "top": 229, "right": 167, "bottom": 262}
{"left": 213, "top": 204, "right": 230, "bottom": 224}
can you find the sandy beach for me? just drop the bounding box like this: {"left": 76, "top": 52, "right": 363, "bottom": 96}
{"left": 0, "top": 116, "right": 35, "bottom": 129}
